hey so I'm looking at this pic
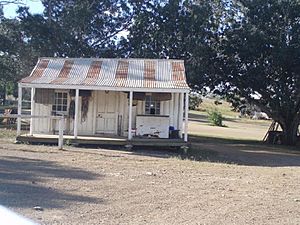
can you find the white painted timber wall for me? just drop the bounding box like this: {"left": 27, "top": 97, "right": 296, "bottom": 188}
{"left": 70, "top": 91, "right": 128, "bottom": 135}
{"left": 33, "top": 90, "right": 129, "bottom": 136}
{"left": 32, "top": 90, "right": 184, "bottom": 137}
{"left": 32, "top": 103, "right": 52, "bottom": 134}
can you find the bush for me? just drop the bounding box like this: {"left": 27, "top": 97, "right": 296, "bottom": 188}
{"left": 208, "top": 109, "right": 223, "bottom": 126}
{"left": 189, "top": 93, "right": 202, "bottom": 110}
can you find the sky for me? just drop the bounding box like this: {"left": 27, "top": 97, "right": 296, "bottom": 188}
{"left": 3, "top": 0, "right": 44, "bottom": 18}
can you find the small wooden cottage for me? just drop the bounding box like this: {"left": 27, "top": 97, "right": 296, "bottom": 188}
{"left": 18, "top": 58, "right": 190, "bottom": 143}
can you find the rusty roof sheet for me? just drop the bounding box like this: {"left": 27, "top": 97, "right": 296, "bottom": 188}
{"left": 20, "top": 58, "right": 189, "bottom": 91}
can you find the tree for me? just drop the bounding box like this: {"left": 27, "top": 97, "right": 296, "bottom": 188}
{"left": 0, "top": 1, "right": 43, "bottom": 103}
{"left": 0, "top": 0, "right": 24, "bottom": 4}
{"left": 18, "top": 0, "right": 132, "bottom": 58}
{"left": 120, "top": 0, "right": 222, "bottom": 87}
{"left": 0, "top": 17, "right": 25, "bottom": 104}
{"left": 215, "top": 0, "right": 300, "bottom": 145}
{"left": 0, "top": 4, "right": 3, "bottom": 19}
{"left": 124, "top": 0, "right": 300, "bottom": 145}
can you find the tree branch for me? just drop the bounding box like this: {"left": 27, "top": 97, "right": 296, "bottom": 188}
{"left": 0, "top": 0, "right": 25, "bottom": 6}
{"left": 91, "top": 15, "right": 133, "bottom": 47}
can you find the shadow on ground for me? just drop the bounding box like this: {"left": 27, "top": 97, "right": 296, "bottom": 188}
{"left": 186, "top": 135, "right": 300, "bottom": 167}
{"left": 75, "top": 135, "right": 300, "bottom": 168}
{"left": 113, "top": 134, "right": 300, "bottom": 168}
{"left": 188, "top": 113, "right": 209, "bottom": 123}
{"left": 0, "top": 156, "right": 102, "bottom": 209}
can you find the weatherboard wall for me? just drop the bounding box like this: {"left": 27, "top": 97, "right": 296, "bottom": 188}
{"left": 32, "top": 89, "right": 182, "bottom": 137}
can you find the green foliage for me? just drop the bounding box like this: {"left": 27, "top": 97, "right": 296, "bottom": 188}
{"left": 18, "top": 0, "right": 131, "bottom": 57}
{"left": 0, "top": 17, "right": 28, "bottom": 104}
{"left": 216, "top": 0, "right": 300, "bottom": 144}
{"left": 0, "top": 19, "right": 21, "bottom": 79}
{"left": 0, "top": 5, "right": 3, "bottom": 19}
{"left": 208, "top": 109, "right": 223, "bottom": 127}
{"left": 189, "top": 93, "right": 202, "bottom": 110}
{"left": 65, "top": 139, "right": 72, "bottom": 146}
{"left": 121, "top": 0, "right": 222, "bottom": 86}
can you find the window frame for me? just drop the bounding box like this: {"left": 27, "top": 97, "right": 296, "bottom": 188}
{"left": 52, "top": 90, "right": 69, "bottom": 115}
{"left": 145, "top": 95, "right": 161, "bottom": 115}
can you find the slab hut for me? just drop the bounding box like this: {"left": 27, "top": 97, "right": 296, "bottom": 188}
{"left": 18, "top": 58, "right": 190, "bottom": 141}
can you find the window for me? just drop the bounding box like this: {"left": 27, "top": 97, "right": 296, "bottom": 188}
{"left": 52, "top": 92, "right": 68, "bottom": 115}
{"left": 145, "top": 95, "right": 160, "bottom": 115}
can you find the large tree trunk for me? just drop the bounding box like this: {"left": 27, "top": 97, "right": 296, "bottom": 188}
{"left": 279, "top": 118, "right": 299, "bottom": 146}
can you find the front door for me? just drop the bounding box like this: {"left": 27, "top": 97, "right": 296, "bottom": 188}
{"left": 95, "top": 91, "right": 117, "bottom": 134}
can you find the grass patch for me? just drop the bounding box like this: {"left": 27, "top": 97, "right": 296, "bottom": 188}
{"left": 0, "top": 128, "right": 17, "bottom": 139}
{"left": 197, "top": 98, "right": 239, "bottom": 118}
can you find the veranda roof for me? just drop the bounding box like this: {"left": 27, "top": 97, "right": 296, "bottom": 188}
{"left": 20, "top": 58, "right": 189, "bottom": 92}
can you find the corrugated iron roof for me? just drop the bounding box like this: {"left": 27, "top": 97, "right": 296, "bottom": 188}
{"left": 20, "top": 58, "right": 189, "bottom": 91}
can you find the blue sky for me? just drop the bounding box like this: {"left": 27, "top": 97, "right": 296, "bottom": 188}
{"left": 3, "top": 0, "right": 44, "bottom": 18}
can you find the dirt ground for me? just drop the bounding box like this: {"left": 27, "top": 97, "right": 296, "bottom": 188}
{"left": 0, "top": 137, "right": 299, "bottom": 225}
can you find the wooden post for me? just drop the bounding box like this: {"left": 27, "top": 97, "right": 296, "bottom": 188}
{"left": 184, "top": 92, "right": 189, "bottom": 142}
{"left": 174, "top": 93, "right": 179, "bottom": 129}
{"left": 92, "top": 91, "right": 97, "bottom": 135}
{"left": 169, "top": 93, "right": 174, "bottom": 126}
{"left": 178, "top": 92, "right": 184, "bottom": 138}
{"left": 29, "top": 87, "right": 35, "bottom": 136}
{"left": 74, "top": 89, "right": 79, "bottom": 139}
{"left": 128, "top": 91, "right": 133, "bottom": 140}
{"left": 58, "top": 116, "right": 64, "bottom": 149}
{"left": 17, "top": 84, "right": 22, "bottom": 136}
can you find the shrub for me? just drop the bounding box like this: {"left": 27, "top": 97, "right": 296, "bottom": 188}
{"left": 189, "top": 93, "right": 202, "bottom": 110}
{"left": 208, "top": 109, "right": 223, "bottom": 126}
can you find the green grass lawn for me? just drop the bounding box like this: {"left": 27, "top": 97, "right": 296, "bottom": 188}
{"left": 189, "top": 97, "right": 273, "bottom": 142}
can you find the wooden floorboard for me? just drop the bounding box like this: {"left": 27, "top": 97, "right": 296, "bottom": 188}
{"left": 16, "top": 134, "right": 188, "bottom": 148}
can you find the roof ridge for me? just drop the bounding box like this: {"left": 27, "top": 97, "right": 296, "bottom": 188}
{"left": 38, "top": 57, "right": 184, "bottom": 62}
